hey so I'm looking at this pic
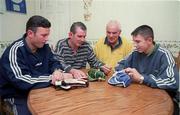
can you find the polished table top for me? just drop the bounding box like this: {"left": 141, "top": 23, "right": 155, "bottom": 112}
{"left": 28, "top": 74, "right": 173, "bottom": 115}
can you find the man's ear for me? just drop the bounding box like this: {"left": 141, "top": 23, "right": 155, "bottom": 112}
{"left": 146, "top": 37, "right": 152, "bottom": 42}
{"left": 68, "top": 32, "right": 73, "bottom": 38}
{"left": 27, "top": 30, "right": 34, "bottom": 39}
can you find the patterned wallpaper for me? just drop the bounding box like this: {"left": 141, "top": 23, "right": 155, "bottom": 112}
{"left": 0, "top": 41, "right": 12, "bottom": 56}
{"left": 87, "top": 40, "right": 180, "bottom": 56}
{"left": 156, "top": 40, "right": 180, "bottom": 56}
{"left": 0, "top": 40, "right": 179, "bottom": 57}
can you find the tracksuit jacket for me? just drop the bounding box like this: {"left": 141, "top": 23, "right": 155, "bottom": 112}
{"left": 0, "top": 36, "right": 63, "bottom": 98}
{"left": 115, "top": 44, "right": 179, "bottom": 91}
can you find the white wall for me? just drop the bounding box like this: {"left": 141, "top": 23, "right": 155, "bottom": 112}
{"left": 178, "top": 1, "right": 180, "bottom": 40}
{"left": 1, "top": 0, "right": 37, "bottom": 41}
{"left": 0, "top": 0, "right": 4, "bottom": 41}
{"left": 33, "top": 0, "right": 71, "bottom": 46}
{"left": 69, "top": 0, "right": 179, "bottom": 42}
{"left": 1, "top": 0, "right": 179, "bottom": 45}
{"left": 0, "top": 14, "right": 2, "bottom": 41}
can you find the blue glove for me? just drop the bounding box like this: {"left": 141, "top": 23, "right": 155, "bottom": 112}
{"left": 108, "top": 71, "right": 132, "bottom": 87}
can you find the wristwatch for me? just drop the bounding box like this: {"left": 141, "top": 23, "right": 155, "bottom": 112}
{"left": 139, "top": 75, "right": 144, "bottom": 84}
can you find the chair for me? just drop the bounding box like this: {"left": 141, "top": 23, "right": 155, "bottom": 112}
{"left": 0, "top": 96, "right": 14, "bottom": 115}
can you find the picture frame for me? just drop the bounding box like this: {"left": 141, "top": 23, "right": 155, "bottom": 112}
{"left": 5, "top": 0, "right": 27, "bottom": 14}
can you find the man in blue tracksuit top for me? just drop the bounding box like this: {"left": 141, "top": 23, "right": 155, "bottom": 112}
{"left": 115, "top": 25, "right": 179, "bottom": 115}
{"left": 0, "top": 15, "right": 66, "bottom": 115}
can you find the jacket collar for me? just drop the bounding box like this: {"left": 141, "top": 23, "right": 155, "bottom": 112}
{"left": 104, "top": 36, "right": 122, "bottom": 50}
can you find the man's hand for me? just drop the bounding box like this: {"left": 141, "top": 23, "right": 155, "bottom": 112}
{"left": 51, "top": 70, "right": 74, "bottom": 85}
{"left": 124, "top": 67, "right": 142, "bottom": 83}
{"left": 69, "top": 69, "right": 87, "bottom": 79}
{"left": 100, "top": 65, "right": 112, "bottom": 75}
{"left": 51, "top": 69, "right": 64, "bottom": 85}
{"left": 62, "top": 73, "right": 74, "bottom": 79}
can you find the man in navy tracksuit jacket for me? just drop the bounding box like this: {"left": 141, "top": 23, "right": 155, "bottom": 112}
{"left": 115, "top": 25, "right": 179, "bottom": 115}
{"left": 0, "top": 15, "right": 65, "bottom": 115}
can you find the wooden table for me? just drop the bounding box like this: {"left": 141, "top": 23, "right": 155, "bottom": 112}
{"left": 28, "top": 74, "right": 174, "bottom": 115}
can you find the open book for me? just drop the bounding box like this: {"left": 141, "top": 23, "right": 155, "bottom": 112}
{"left": 55, "top": 78, "right": 89, "bottom": 90}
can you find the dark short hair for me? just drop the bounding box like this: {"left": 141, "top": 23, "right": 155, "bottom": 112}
{"left": 26, "top": 15, "right": 51, "bottom": 32}
{"left": 131, "top": 25, "right": 154, "bottom": 40}
{"left": 70, "top": 22, "right": 87, "bottom": 34}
